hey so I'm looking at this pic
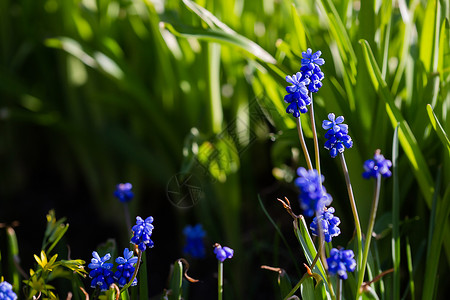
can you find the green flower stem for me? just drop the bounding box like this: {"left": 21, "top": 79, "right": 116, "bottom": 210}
{"left": 338, "top": 154, "right": 362, "bottom": 282}
{"left": 218, "top": 261, "right": 223, "bottom": 300}
{"left": 295, "top": 117, "right": 313, "bottom": 170}
{"left": 337, "top": 278, "right": 342, "bottom": 300}
{"left": 357, "top": 175, "right": 381, "bottom": 297}
{"left": 309, "top": 94, "right": 321, "bottom": 176}
{"left": 120, "top": 249, "right": 142, "bottom": 294}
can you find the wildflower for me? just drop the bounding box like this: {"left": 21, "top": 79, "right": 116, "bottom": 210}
{"left": 114, "top": 248, "right": 138, "bottom": 287}
{"left": 323, "top": 113, "right": 352, "bottom": 158}
{"left": 88, "top": 251, "right": 115, "bottom": 291}
{"left": 0, "top": 281, "right": 17, "bottom": 300}
{"left": 131, "top": 216, "right": 154, "bottom": 251}
{"left": 284, "top": 72, "right": 311, "bottom": 117}
{"left": 301, "top": 48, "right": 325, "bottom": 70}
{"left": 295, "top": 167, "right": 332, "bottom": 217}
{"left": 326, "top": 248, "right": 356, "bottom": 280}
{"left": 214, "top": 244, "right": 234, "bottom": 262}
{"left": 183, "top": 224, "right": 206, "bottom": 259}
{"left": 310, "top": 207, "right": 341, "bottom": 242}
{"left": 362, "top": 150, "right": 392, "bottom": 179}
{"left": 114, "top": 183, "right": 134, "bottom": 203}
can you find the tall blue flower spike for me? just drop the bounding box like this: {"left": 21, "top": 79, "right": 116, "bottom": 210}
{"left": 183, "top": 224, "right": 206, "bottom": 259}
{"left": 0, "top": 281, "right": 17, "bottom": 300}
{"left": 310, "top": 207, "right": 341, "bottom": 242}
{"left": 323, "top": 113, "right": 353, "bottom": 158}
{"left": 295, "top": 167, "right": 332, "bottom": 217}
{"left": 284, "top": 72, "right": 311, "bottom": 117}
{"left": 214, "top": 244, "right": 234, "bottom": 262}
{"left": 88, "top": 252, "right": 115, "bottom": 291}
{"left": 114, "top": 183, "right": 134, "bottom": 203}
{"left": 114, "top": 248, "right": 138, "bottom": 287}
{"left": 326, "top": 248, "right": 357, "bottom": 280}
{"left": 131, "top": 216, "right": 154, "bottom": 251}
{"left": 301, "top": 48, "right": 325, "bottom": 93}
{"left": 362, "top": 150, "right": 392, "bottom": 179}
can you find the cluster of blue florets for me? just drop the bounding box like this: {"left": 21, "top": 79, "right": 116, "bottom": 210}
{"left": 323, "top": 113, "right": 353, "bottom": 158}
{"left": 88, "top": 252, "right": 116, "bottom": 291}
{"left": 183, "top": 224, "right": 206, "bottom": 259}
{"left": 326, "top": 248, "right": 357, "bottom": 280}
{"left": 131, "top": 216, "right": 155, "bottom": 251}
{"left": 363, "top": 151, "right": 393, "bottom": 179}
{"left": 310, "top": 207, "right": 341, "bottom": 242}
{"left": 114, "top": 183, "right": 134, "bottom": 203}
{"left": 0, "top": 281, "right": 17, "bottom": 300}
{"left": 295, "top": 167, "right": 332, "bottom": 217}
{"left": 284, "top": 48, "right": 325, "bottom": 117}
{"left": 214, "top": 244, "right": 234, "bottom": 262}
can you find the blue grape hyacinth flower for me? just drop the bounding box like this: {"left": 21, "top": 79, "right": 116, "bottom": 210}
{"left": 284, "top": 72, "right": 311, "bottom": 117}
{"left": 131, "top": 216, "right": 154, "bottom": 251}
{"left": 183, "top": 224, "right": 206, "bottom": 259}
{"left": 323, "top": 113, "right": 353, "bottom": 158}
{"left": 327, "top": 248, "right": 357, "bottom": 280}
{"left": 301, "top": 48, "right": 325, "bottom": 70}
{"left": 88, "top": 252, "right": 115, "bottom": 291}
{"left": 0, "top": 281, "right": 17, "bottom": 300}
{"left": 310, "top": 207, "right": 341, "bottom": 242}
{"left": 214, "top": 244, "right": 234, "bottom": 262}
{"left": 363, "top": 150, "right": 392, "bottom": 179}
{"left": 114, "top": 183, "right": 134, "bottom": 203}
{"left": 114, "top": 248, "right": 138, "bottom": 287}
{"left": 295, "top": 167, "right": 332, "bottom": 217}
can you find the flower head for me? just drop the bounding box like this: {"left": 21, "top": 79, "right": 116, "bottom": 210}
{"left": 0, "top": 281, "right": 17, "bottom": 300}
{"left": 131, "top": 216, "right": 154, "bottom": 251}
{"left": 284, "top": 72, "right": 311, "bottom": 117}
{"left": 310, "top": 207, "right": 341, "bottom": 242}
{"left": 301, "top": 48, "right": 325, "bottom": 70}
{"left": 323, "top": 113, "right": 352, "bottom": 158}
{"left": 326, "top": 248, "right": 356, "bottom": 280}
{"left": 88, "top": 251, "right": 115, "bottom": 291}
{"left": 214, "top": 244, "right": 234, "bottom": 262}
{"left": 295, "top": 167, "right": 332, "bottom": 217}
{"left": 114, "top": 183, "right": 134, "bottom": 203}
{"left": 114, "top": 248, "right": 138, "bottom": 287}
{"left": 183, "top": 224, "right": 206, "bottom": 259}
{"left": 363, "top": 150, "right": 392, "bottom": 179}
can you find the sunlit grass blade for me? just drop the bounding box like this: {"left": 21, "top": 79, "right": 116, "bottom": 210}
{"left": 6, "top": 227, "right": 20, "bottom": 294}
{"left": 168, "top": 260, "right": 183, "bottom": 300}
{"left": 392, "top": 125, "right": 401, "bottom": 300}
{"left": 426, "top": 104, "right": 450, "bottom": 155}
{"left": 139, "top": 253, "right": 148, "bottom": 300}
{"left": 359, "top": 39, "right": 435, "bottom": 207}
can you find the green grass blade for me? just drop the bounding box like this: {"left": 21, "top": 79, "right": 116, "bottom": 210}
{"left": 139, "top": 253, "right": 149, "bottom": 300}
{"left": 392, "top": 125, "right": 401, "bottom": 300}
{"left": 207, "top": 43, "right": 223, "bottom": 134}
{"left": 404, "top": 237, "right": 415, "bottom": 300}
{"left": 421, "top": 184, "right": 450, "bottom": 299}
{"left": 359, "top": 39, "right": 435, "bottom": 207}
{"left": 168, "top": 260, "right": 183, "bottom": 300}
{"left": 6, "top": 227, "right": 20, "bottom": 294}
{"left": 426, "top": 104, "right": 450, "bottom": 155}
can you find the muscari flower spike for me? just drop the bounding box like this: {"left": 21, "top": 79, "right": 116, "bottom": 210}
{"left": 310, "top": 207, "right": 341, "bottom": 242}
{"left": 326, "top": 248, "right": 357, "bottom": 280}
{"left": 131, "top": 216, "right": 154, "bottom": 251}
{"left": 114, "top": 248, "right": 138, "bottom": 287}
{"left": 363, "top": 150, "right": 392, "bottom": 179}
{"left": 214, "top": 244, "right": 234, "bottom": 262}
{"left": 114, "top": 183, "right": 134, "bottom": 203}
{"left": 284, "top": 72, "right": 311, "bottom": 117}
{"left": 88, "top": 251, "right": 115, "bottom": 291}
{"left": 301, "top": 48, "right": 325, "bottom": 93}
{"left": 323, "top": 113, "right": 353, "bottom": 158}
{"left": 295, "top": 167, "right": 332, "bottom": 217}
{"left": 183, "top": 224, "right": 206, "bottom": 259}
{"left": 0, "top": 281, "right": 17, "bottom": 300}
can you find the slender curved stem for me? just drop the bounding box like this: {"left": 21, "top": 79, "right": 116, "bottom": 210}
{"left": 295, "top": 117, "right": 313, "bottom": 170}
{"left": 357, "top": 175, "right": 381, "bottom": 296}
{"left": 338, "top": 154, "right": 362, "bottom": 284}
{"left": 309, "top": 95, "right": 321, "bottom": 175}
{"left": 337, "top": 278, "right": 342, "bottom": 300}
{"left": 218, "top": 261, "right": 223, "bottom": 300}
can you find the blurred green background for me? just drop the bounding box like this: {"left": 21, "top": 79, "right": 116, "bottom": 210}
{"left": 1, "top": 0, "right": 449, "bottom": 299}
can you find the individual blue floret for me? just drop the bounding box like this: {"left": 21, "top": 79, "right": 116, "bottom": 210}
{"left": 114, "top": 248, "right": 138, "bottom": 287}
{"left": 326, "top": 248, "right": 357, "bottom": 280}
{"left": 0, "top": 281, "right": 17, "bottom": 300}
{"left": 323, "top": 113, "right": 353, "bottom": 158}
{"left": 214, "top": 244, "right": 234, "bottom": 262}
{"left": 362, "top": 150, "right": 392, "bottom": 179}
{"left": 284, "top": 72, "right": 311, "bottom": 117}
{"left": 114, "top": 183, "right": 134, "bottom": 203}
{"left": 295, "top": 167, "right": 332, "bottom": 217}
{"left": 183, "top": 224, "right": 206, "bottom": 259}
{"left": 322, "top": 113, "right": 348, "bottom": 135}
{"left": 88, "top": 252, "right": 115, "bottom": 291}
{"left": 131, "top": 216, "right": 154, "bottom": 251}
{"left": 310, "top": 207, "right": 341, "bottom": 242}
